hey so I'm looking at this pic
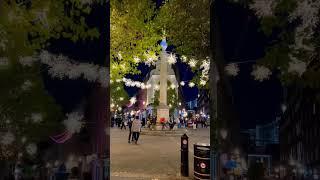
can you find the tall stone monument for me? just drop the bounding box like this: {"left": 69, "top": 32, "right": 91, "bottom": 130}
{"left": 156, "top": 39, "right": 170, "bottom": 129}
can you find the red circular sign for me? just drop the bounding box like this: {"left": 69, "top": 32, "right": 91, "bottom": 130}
{"left": 200, "top": 162, "right": 206, "bottom": 169}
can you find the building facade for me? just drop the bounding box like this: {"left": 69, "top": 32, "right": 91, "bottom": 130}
{"left": 255, "top": 118, "right": 280, "bottom": 146}
{"left": 197, "top": 89, "right": 210, "bottom": 115}
{"left": 186, "top": 99, "right": 198, "bottom": 110}
{"left": 240, "top": 119, "right": 280, "bottom": 155}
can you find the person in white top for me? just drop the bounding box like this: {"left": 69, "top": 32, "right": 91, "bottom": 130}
{"left": 131, "top": 116, "right": 142, "bottom": 144}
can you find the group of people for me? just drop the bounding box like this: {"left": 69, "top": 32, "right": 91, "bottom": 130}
{"left": 112, "top": 113, "right": 209, "bottom": 139}
{"left": 191, "top": 116, "right": 209, "bottom": 128}
{"left": 111, "top": 115, "right": 142, "bottom": 144}
{"left": 161, "top": 115, "right": 209, "bottom": 129}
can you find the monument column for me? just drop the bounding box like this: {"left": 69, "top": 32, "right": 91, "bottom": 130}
{"left": 156, "top": 38, "right": 170, "bottom": 129}
{"left": 159, "top": 51, "right": 167, "bottom": 106}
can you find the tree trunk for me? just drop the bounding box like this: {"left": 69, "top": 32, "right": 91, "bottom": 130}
{"left": 210, "top": 0, "right": 241, "bottom": 179}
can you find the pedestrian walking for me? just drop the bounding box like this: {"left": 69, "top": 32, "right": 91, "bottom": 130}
{"left": 116, "top": 117, "right": 121, "bottom": 128}
{"left": 147, "top": 114, "right": 152, "bottom": 129}
{"left": 152, "top": 115, "right": 157, "bottom": 125}
{"left": 128, "top": 118, "right": 134, "bottom": 143}
{"left": 132, "top": 116, "right": 142, "bottom": 144}
{"left": 111, "top": 116, "right": 115, "bottom": 127}
{"left": 201, "top": 117, "right": 205, "bottom": 128}
{"left": 160, "top": 117, "right": 166, "bottom": 130}
{"left": 177, "top": 118, "right": 181, "bottom": 128}
{"left": 120, "top": 118, "right": 126, "bottom": 130}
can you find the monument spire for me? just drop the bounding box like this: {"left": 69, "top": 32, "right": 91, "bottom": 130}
{"left": 156, "top": 38, "right": 170, "bottom": 128}
{"left": 159, "top": 38, "right": 168, "bottom": 106}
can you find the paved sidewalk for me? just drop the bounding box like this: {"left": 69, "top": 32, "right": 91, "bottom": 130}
{"left": 110, "top": 127, "right": 210, "bottom": 179}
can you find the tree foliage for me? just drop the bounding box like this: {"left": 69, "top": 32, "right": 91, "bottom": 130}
{"left": 150, "top": 81, "right": 179, "bottom": 115}
{"left": 249, "top": 0, "right": 320, "bottom": 88}
{"left": 157, "top": 0, "right": 210, "bottom": 89}
{"left": 110, "top": 0, "right": 211, "bottom": 106}
{"left": 110, "top": 82, "right": 129, "bottom": 109}
{"left": 157, "top": 0, "right": 210, "bottom": 59}
{"left": 110, "top": 0, "right": 162, "bottom": 81}
{"left": 167, "top": 81, "right": 179, "bottom": 114}
{"left": 0, "top": 0, "right": 100, "bottom": 160}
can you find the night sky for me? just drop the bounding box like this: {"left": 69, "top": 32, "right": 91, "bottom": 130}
{"left": 219, "top": 2, "right": 283, "bottom": 128}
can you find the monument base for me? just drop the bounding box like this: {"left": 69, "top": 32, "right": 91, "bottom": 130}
{"left": 156, "top": 104, "right": 169, "bottom": 130}
{"left": 157, "top": 104, "right": 169, "bottom": 120}
{"left": 155, "top": 124, "right": 164, "bottom": 131}
{"left": 140, "top": 127, "right": 188, "bottom": 136}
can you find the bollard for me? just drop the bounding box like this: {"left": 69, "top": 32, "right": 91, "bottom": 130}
{"left": 181, "top": 133, "right": 189, "bottom": 177}
{"left": 194, "top": 143, "right": 210, "bottom": 180}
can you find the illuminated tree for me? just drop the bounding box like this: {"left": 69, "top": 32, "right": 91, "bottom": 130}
{"left": 156, "top": 0, "right": 210, "bottom": 88}
{"left": 156, "top": 0, "right": 210, "bottom": 60}
{"left": 110, "top": 83, "right": 129, "bottom": 110}
{"left": 110, "top": 0, "right": 161, "bottom": 81}
{"left": 167, "top": 81, "right": 179, "bottom": 115}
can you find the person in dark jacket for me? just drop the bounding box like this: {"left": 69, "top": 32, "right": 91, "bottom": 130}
{"left": 128, "top": 118, "right": 134, "bottom": 143}
{"left": 120, "top": 118, "right": 126, "bottom": 130}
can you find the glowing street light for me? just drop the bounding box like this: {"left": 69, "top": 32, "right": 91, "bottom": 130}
{"left": 189, "top": 82, "right": 195, "bottom": 87}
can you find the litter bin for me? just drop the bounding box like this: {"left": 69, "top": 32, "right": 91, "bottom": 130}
{"left": 194, "top": 143, "right": 210, "bottom": 180}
